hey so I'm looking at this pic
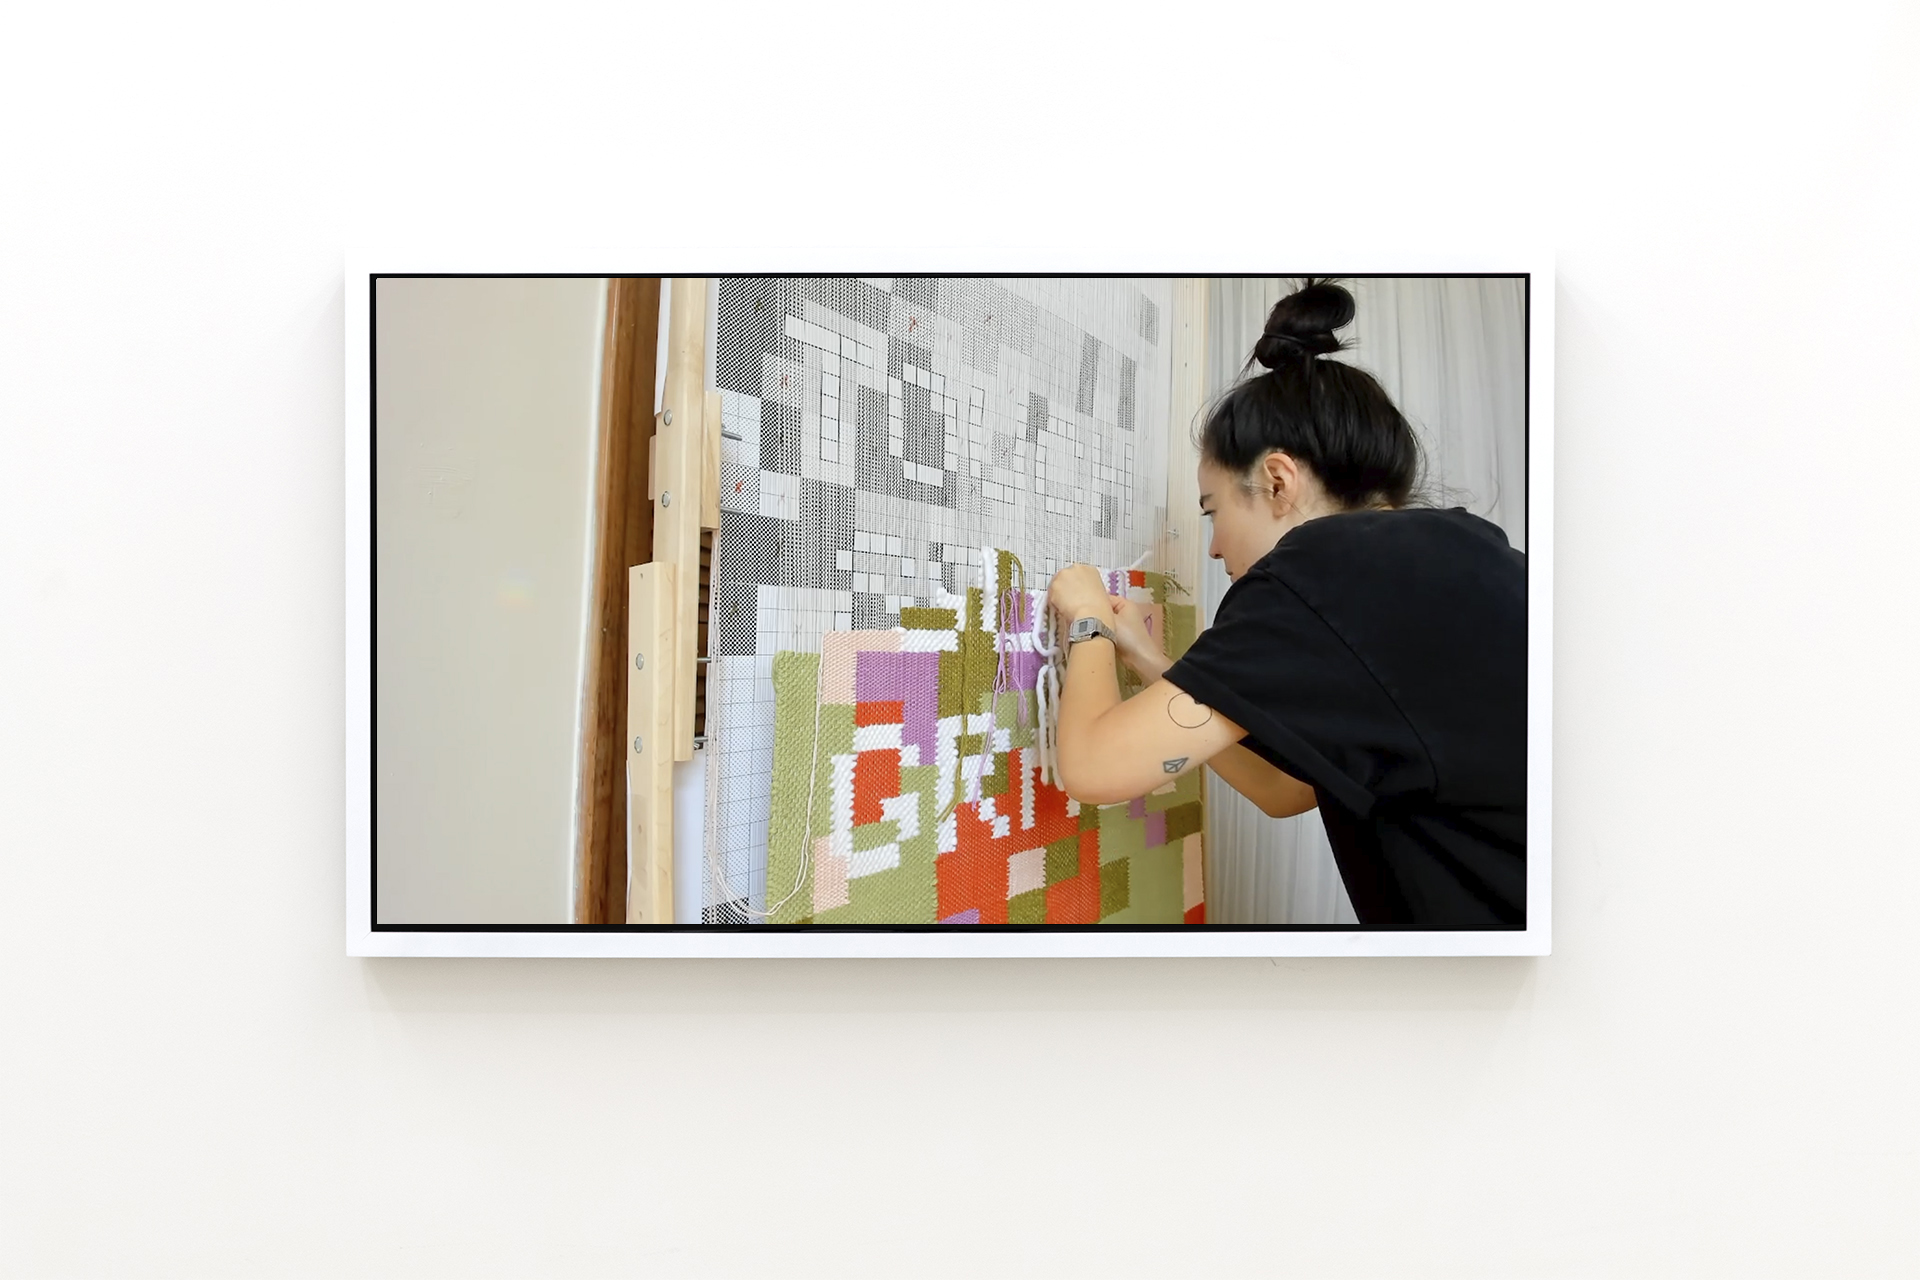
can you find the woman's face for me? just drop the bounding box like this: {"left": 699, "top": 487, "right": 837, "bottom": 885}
{"left": 1200, "top": 452, "right": 1363, "bottom": 578}
{"left": 1199, "top": 457, "right": 1288, "bottom": 581}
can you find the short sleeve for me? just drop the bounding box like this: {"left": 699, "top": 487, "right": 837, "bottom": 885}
{"left": 1161, "top": 570, "right": 1433, "bottom": 816}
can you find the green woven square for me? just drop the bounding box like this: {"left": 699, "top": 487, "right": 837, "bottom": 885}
{"left": 852, "top": 820, "right": 900, "bottom": 852}
{"left": 1007, "top": 888, "right": 1047, "bottom": 924}
{"left": 980, "top": 749, "right": 1009, "bottom": 798}
{"left": 1099, "top": 858, "right": 1130, "bottom": 918}
{"left": 1164, "top": 602, "right": 1197, "bottom": 660}
{"left": 899, "top": 607, "right": 956, "bottom": 630}
{"left": 1045, "top": 836, "right": 1081, "bottom": 885}
{"left": 1097, "top": 806, "right": 1145, "bottom": 864}
{"left": 1165, "top": 801, "right": 1204, "bottom": 843}
{"left": 1124, "top": 843, "right": 1183, "bottom": 922}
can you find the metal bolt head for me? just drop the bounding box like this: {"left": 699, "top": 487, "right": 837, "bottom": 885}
{"left": 634, "top": 653, "right": 644, "bottom": 670}
{"left": 663, "top": 409, "right": 673, "bottom": 426}
{"left": 661, "top": 491, "right": 672, "bottom": 507}
{"left": 633, "top": 735, "right": 643, "bottom": 754}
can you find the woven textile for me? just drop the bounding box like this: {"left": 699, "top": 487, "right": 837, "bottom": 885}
{"left": 703, "top": 278, "right": 1175, "bottom": 918}
{"left": 764, "top": 553, "right": 1206, "bottom": 925}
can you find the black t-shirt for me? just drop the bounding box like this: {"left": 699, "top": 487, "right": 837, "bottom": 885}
{"left": 1162, "top": 507, "right": 1527, "bottom": 926}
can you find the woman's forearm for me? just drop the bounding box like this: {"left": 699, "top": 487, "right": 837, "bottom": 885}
{"left": 1054, "top": 638, "right": 1247, "bottom": 806}
{"left": 1047, "top": 568, "right": 1247, "bottom": 805}
{"left": 1055, "top": 636, "right": 1123, "bottom": 788}
{"left": 1206, "top": 744, "right": 1319, "bottom": 818}
{"left": 1125, "top": 647, "right": 1172, "bottom": 683}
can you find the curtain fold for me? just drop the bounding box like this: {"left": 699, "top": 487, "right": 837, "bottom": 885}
{"left": 1201, "top": 277, "right": 1527, "bottom": 924}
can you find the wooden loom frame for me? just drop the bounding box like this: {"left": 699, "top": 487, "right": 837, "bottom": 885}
{"left": 573, "top": 277, "right": 719, "bottom": 925}
{"left": 572, "top": 278, "right": 659, "bottom": 925}
{"left": 613, "top": 277, "right": 1211, "bottom": 926}
{"left": 624, "top": 279, "right": 720, "bottom": 924}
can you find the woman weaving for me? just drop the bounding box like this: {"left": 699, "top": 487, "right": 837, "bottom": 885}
{"left": 1046, "top": 280, "right": 1527, "bottom": 927}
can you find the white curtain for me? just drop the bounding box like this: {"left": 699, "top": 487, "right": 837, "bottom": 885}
{"left": 1201, "top": 277, "right": 1528, "bottom": 924}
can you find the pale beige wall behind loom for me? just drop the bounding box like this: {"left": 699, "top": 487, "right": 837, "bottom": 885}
{"left": 374, "top": 277, "right": 607, "bottom": 923}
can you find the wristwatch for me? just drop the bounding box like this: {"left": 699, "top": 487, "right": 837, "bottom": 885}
{"left": 1065, "top": 614, "right": 1115, "bottom": 649}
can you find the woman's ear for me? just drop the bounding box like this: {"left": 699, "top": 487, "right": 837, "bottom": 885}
{"left": 1259, "top": 450, "right": 1299, "bottom": 511}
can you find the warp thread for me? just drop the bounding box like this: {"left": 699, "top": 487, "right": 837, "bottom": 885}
{"left": 708, "top": 650, "right": 826, "bottom": 921}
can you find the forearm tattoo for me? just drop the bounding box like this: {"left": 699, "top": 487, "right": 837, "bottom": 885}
{"left": 1162, "top": 757, "right": 1189, "bottom": 774}
{"left": 1166, "top": 692, "right": 1214, "bottom": 730}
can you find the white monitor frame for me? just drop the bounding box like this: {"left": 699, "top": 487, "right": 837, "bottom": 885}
{"left": 346, "top": 256, "right": 1552, "bottom": 958}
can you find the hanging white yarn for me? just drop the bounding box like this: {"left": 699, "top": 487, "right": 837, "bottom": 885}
{"left": 1030, "top": 549, "right": 1151, "bottom": 791}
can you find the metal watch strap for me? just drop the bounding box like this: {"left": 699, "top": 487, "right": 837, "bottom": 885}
{"left": 1066, "top": 615, "right": 1115, "bottom": 648}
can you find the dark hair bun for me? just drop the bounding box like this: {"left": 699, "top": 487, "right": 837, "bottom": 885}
{"left": 1252, "top": 278, "right": 1354, "bottom": 369}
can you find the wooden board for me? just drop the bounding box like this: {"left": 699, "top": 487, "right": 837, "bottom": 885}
{"left": 572, "top": 277, "right": 660, "bottom": 925}
{"left": 656, "top": 278, "right": 709, "bottom": 762}
{"left": 627, "top": 563, "right": 676, "bottom": 924}
{"left": 702, "top": 388, "right": 722, "bottom": 531}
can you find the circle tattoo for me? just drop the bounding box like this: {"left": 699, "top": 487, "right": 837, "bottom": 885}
{"left": 1166, "top": 692, "right": 1214, "bottom": 730}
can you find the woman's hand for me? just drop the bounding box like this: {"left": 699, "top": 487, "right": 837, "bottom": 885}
{"left": 1047, "top": 564, "right": 1110, "bottom": 626}
{"left": 1107, "top": 594, "right": 1170, "bottom": 680}
{"left": 1049, "top": 566, "right": 1169, "bottom": 678}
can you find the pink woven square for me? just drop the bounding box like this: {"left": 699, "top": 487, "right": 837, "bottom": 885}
{"left": 820, "top": 630, "right": 899, "bottom": 703}
{"left": 814, "top": 837, "right": 849, "bottom": 913}
{"left": 1007, "top": 847, "right": 1045, "bottom": 897}
{"left": 1182, "top": 833, "right": 1205, "bottom": 912}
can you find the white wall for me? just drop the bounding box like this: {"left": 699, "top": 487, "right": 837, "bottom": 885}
{"left": 4, "top": 4, "right": 1917, "bottom": 1276}
{"left": 374, "top": 277, "right": 606, "bottom": 923}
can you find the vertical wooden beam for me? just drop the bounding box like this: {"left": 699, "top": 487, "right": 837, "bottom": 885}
{"left": 573, "top": 277, "right": 661, "bottom": 924}
{"left": 702, "top": 388, "right": 723, "bottom": 532}
{"left": 655, "top": 278, "right": 709, "bottom": 762}
{"left": 697, "top": 388, "right": 722, "bottom": 755}
{"left": 627, "top": 564, "right": 676, "bottom": 924}
{"left": 1164, "top": 278, "right": 1212, "bottom": 913}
